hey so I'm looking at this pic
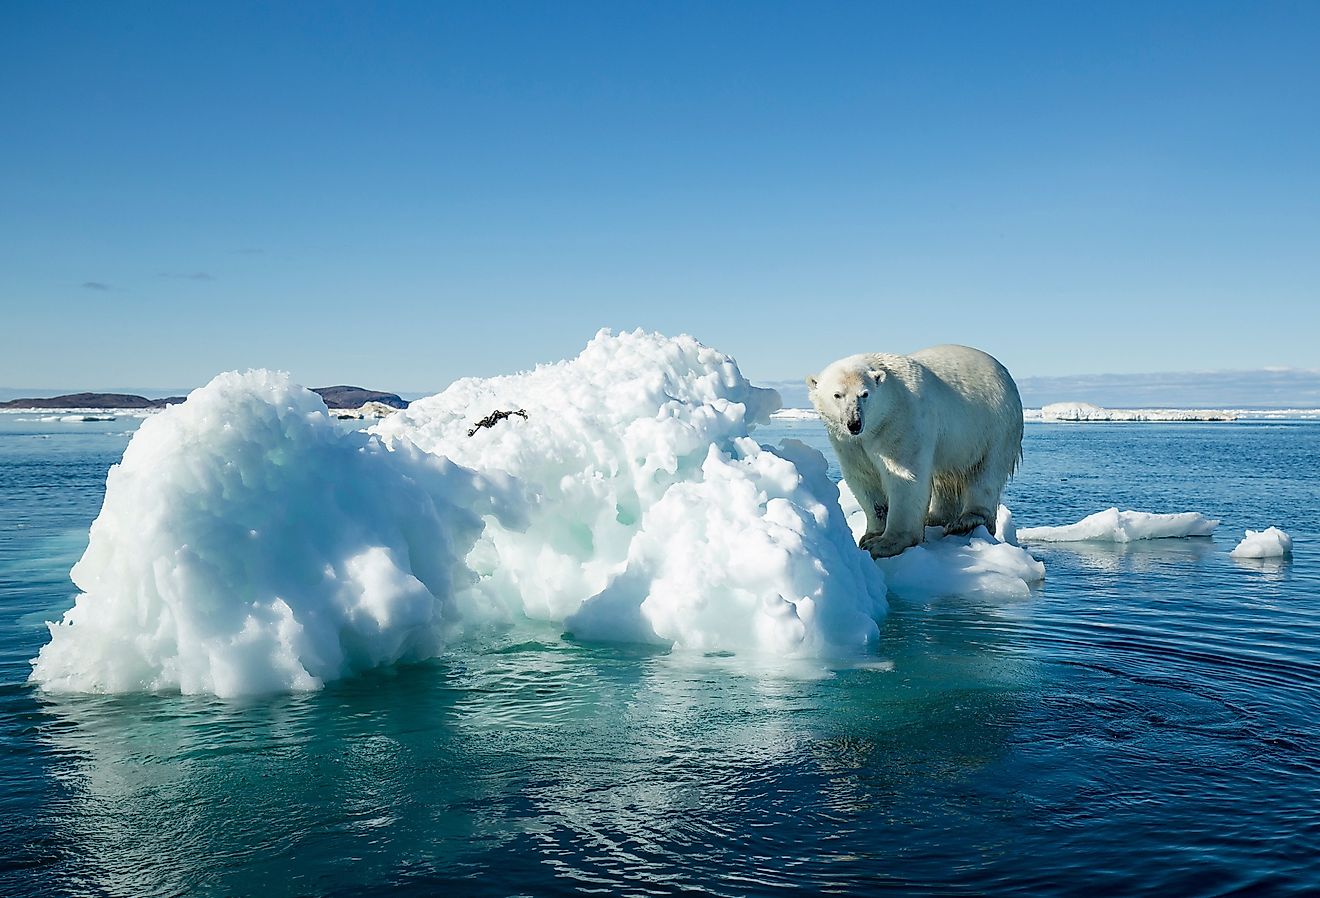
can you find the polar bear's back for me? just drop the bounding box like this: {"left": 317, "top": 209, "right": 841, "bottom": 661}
{"left": 904, "top": 344, "right": 1023, "bottom": 472}
{"left": 908, "top": 344, "right": 1022, "bottom": 417}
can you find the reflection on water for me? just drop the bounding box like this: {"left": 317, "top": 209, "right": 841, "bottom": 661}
{"left": 1023, "top": 535, "right": 1220, "bottom": 575}
{"left": 22, "top": 601, "right": 1043, "bottom": 898}
{"left": 1231, "top": 554, "right": 1293, "bottom": 580}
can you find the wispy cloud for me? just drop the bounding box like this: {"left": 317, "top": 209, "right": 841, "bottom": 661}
{"left": 158, "top": 271, "right": 216, "bottom": 282}
{"left": 81, "top": 281, "right": 112, "bottom": 291}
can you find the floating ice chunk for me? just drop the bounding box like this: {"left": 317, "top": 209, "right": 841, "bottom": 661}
{"left": 30, "top": 370, "right": 522, "bottom": 697}
{"left": 1018, "top": 508, "right": 1219, "bottom": 542}
{"left": 837, "top": 482, "right": 1044, "bottom": 598}
{"left": 377, "top": 329, "right": 886, "bottom": 657}
{"left": 1230, "top": 527, "right": 1293, "bottom": 559}
{"left": 878, "top": 527, "right": 1046, "bottom": 599}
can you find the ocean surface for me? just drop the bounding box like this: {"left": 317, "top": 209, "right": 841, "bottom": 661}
{"left": 1, "top": 413, "right": 1317, "bottom": 897}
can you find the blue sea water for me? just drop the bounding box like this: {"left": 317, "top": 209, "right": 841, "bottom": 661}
{"left": 1, "top": 414, "right": 1318, "bottom": 897}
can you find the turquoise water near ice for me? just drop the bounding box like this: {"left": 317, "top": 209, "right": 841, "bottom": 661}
{"left": 2, "top": 414, "right": 1318, "bottom": 896}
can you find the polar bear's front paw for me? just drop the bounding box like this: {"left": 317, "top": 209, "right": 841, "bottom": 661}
{"left": 860, "top": 531, "right": 919, "bottom": 559}
{"left": 859, "top": 530, "right": 886, "bottom": 553}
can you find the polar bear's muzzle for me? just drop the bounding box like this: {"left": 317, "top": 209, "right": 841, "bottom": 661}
{"left": 846, "top": 409, "right": 863, "bottom": 435}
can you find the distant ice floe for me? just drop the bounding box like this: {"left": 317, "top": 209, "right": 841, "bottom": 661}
{"left": 1030, "top": 402, "right": 1237, "bottom": 422}
{"left": 1023, "top": 403, "right": 1320, "bottom": 422}
{"left": 768, "top": 407, "right": 821, "bottom": 421}
{"left": 6, "top": 410, "right": 156, "bottom": 423}
{"left": 1230, "top": 527, "right": 1293, "bottom": 559}
{"left": 837, "top": 483, "right": 1044, "bottom": 599}
{"left": 1018, "top": 508, "right": 1219, "bottom": 542}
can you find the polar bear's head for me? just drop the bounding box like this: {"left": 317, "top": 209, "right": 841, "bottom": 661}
{"left": 806, "top": 357, "right": 887, "bottom": 440}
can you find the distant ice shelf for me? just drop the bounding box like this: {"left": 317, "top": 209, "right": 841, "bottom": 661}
{"left": 767, "top": 408, "right": 821, "bottom": 421}
{"left": 1031, "top": 402, "right": 1238, "bottom": 422}
{"left": 1027, "top": 402, "right": 1320, "bottom": 422}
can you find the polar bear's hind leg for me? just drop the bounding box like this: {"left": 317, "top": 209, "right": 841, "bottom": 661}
{"left": 945, "top": 456, "right": 1005, "bottom": 537}
{"left": 926, "top": 475, "right": 962, "bottom": 529}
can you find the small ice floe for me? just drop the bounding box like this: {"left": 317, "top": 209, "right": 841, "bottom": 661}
{"left": 876, "top": 526, "right": 1046, "bottom": 599}
{"left": 1018, "top": 508, "right": 1218, "bottom": 542}
{"left": 1230, "top": 527, "right": 1293, "bottom": 559}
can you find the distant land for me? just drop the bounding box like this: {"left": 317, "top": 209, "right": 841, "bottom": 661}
{"left": 0, "top": 386, "right": 408, "bottom": 411}
{"left": 764, "top": 367, "right": 1320, "bottom": 409}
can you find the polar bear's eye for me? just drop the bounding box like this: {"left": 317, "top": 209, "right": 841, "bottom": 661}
{"left": 833, "top": 392, "right": 843, "bottom": 399}
{"left": 860, "top": 390, "right": 869, "bottom": 398}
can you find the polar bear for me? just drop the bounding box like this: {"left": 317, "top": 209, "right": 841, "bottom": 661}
{"left": 807, "top": 345, "right": 1023, "bottom": 558}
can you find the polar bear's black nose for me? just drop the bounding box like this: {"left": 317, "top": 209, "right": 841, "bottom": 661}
{"left": 847, "top": 417, "right": 862, "bottom": 435}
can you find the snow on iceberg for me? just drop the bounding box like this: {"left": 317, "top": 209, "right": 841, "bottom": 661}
{"left": 1230, "top": 527, "right": 1293, "bottom": 559}
{"left": 1018, "top": 508, "right": 1219, "bottom": 542}
{"left": 30, "top": 370, "right": 523, "bottom": 697}
{"left": 837, "top": 483, "right": 1045, "bottom": 599}
{"left": 375, "top": 329, "right": 887, "bottom": 657}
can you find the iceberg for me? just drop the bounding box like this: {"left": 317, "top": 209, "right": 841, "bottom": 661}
{"left": 1018, "top": 508, "right": 1219, "bottom": 542}
{"left": 30, "top": 370, "right": 524, "bottom": 697}
{"left": 375, "top": 329, "right": 886, "bottom": 657}
{"left": 1230, "top": 527, "right": 1293, "bottom": 559}
{"left": 33, "top": 331, "right": 892, "bottom": 696}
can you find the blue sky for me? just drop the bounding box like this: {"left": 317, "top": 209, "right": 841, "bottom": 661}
{"left": 2, "top": 1, "right": 1318, "bottom": 394}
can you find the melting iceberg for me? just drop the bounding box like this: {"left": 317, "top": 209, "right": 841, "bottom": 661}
{"left": 30, "top": 370, "right": 523, "bottom": 696}
{"left": 375, "top": 329, "right": 886, "bottom": 656}
{"left": 1230, "top": 527, "right": 1293, "bottom": 559}
{"left": 32, "top": 331, "right": 890, "bottom": 696}
{"left": 1018, "top": 508, "right": 1218, "bottom": 543}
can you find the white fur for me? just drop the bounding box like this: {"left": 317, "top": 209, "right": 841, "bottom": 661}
{"left": 807, "top": 345, "right": 1023, "bottom": 558}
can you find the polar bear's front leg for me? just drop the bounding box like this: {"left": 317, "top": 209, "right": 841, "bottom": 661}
{"left": 864, "top": 455, "right": 932, "bottom": 558}
{"left": 852, "top": 482, "right": 888, "bottom": 549}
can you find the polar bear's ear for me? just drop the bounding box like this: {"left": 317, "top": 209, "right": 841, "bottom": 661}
{"left": 868, "top": 369, "right": 886, "bottom": 383}
{"left": 805, "top": 375, "right": 818, "bottom": 391}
